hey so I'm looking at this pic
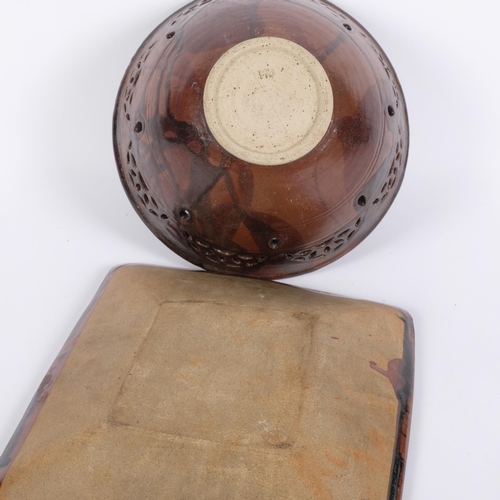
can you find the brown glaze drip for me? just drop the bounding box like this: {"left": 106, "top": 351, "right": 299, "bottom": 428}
{"left": 366, "top": 312, "right": 414, "bottom": 500}
{"left": 369, "top": 359, "right": 403, "bottom": 395}
{"left": 389, "top": 312, "right": 414, "bottom": 500}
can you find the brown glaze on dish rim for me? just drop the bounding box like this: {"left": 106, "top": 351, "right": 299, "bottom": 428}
{"left": 0, "top": 269, "right": 116, "bottom": 486}
{"left": 113, "top": 0, "right": 409, "bottom": 280}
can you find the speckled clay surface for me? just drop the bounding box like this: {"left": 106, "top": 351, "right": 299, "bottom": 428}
{"left": 204, "top": 37, "right": 334, "bottom": 166}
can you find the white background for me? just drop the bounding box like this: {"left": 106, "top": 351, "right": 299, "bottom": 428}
{"left": 1, "top": 0, "right": 499, "bottom": 498}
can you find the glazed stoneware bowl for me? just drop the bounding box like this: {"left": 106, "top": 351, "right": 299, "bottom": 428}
{"left": 113, "top": 0, "right": 409, "bottom": 279}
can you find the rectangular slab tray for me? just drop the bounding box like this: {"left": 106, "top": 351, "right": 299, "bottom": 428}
{"left": 0, "top": 265, "right": 414, "bottom": 499}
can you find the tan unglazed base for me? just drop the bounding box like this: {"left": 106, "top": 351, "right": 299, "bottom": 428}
{"left": 203, "top": 37, "right": 334, "bottom": 166}
{"left": 0, "top": 266, "right": 413, "bottom": 499}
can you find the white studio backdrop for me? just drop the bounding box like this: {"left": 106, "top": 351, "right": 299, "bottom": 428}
{"left": 0, "top": 0, "right": 499, "bottom": 498}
